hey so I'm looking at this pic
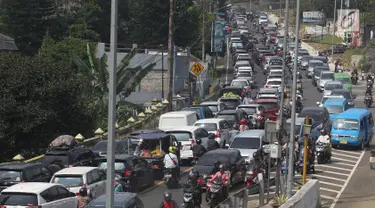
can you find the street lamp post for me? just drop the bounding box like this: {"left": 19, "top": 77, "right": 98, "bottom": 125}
{"left": 160, "top": 44, "right": 164, "bottom": 99}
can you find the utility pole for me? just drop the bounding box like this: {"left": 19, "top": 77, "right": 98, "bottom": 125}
{"left": 249, "top": 0, "right": 252, "bottom": 11}
{"left": 161, "top": 45, "right": 164, "bottom": 99}
{"left": 106, "top": 0, "right": 118, "bottom": 206}
{"left": 167, "top": 0, "right": 175, "bottom": 111}
{"left": 202, "top": 0, "right": 206, "bottom": 62}
{"left": 287, "top": 0, "right": 301, "bottom": 198}
{"left": 331, "top": 0, "right": 337, "bottom": 56}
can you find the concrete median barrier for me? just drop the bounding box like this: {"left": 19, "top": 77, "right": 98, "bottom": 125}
{"left": 280, "top": 179, "right": 321, "bottom": 208}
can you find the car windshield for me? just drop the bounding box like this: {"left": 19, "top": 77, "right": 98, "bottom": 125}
{"left": 167, "top": 132, "right": 192, "bottom": 141}
{"left": 267, "top": 81, "right": 281, "bottom": 85}
{"left": 0, "top": 170, "right": 22, "bottom": 181}
{"left": 302, "top": 57, "right": 313, "bottom": 62}
{"left": 310, "top": 62, "right": 323, "bottom": 67}
{"left": 270, "top": 71, "right": 282, "bottom": 76}
{"left": 230, "top": 137, "right": 261, "bottom": 149}
{"left": 99, "top": 162, "right": 126, "bottom": 171}
{"left": 0, "top": 193, "right": 38, "bottom": 206}
{"left": 238, "top": 107, "right": 257, "bottom": 114}
{"left": 216, "top": 114, "right": 236, "bottom": 121}
{"left": 333, "top": 119, "right": 359, "bottom": 130}
{"left": 52, "top": 175, "right": 84, "bottom": 187}
{"left": 232, "top": 81, "right": 248, "bottom": 86}
{"left": 335, "top": 77, "right": 351, "bottom": 84}
{"left": 194, "top": 123, "right": 218, "bottom": 131}
{"left": 207, "top": 105, "right": 218, "bottom": 112}
{"left": 325, "top": 84, "right": 342, "bottom": 90}
{"left": 220, "top": 99, "right": 241, "bottom": 109}
{"left": 314, "top": 69, "right": 324, "bottom": 76}
{"left": 258, "top": 102, "right": 277, "bottom": 110}
{"left": 321, "top": 73, "right": 334, "bottom": 80}
{"left": 332, "top": 91, "right": 350, "bottom": 99}
{"left": 182, "top": 108, "right": 202, "bottom": 119}
{"left": 299, "top": 110, "right": 323, "bottom": 123}
{"left": 325, "top": 106, "right": 344, "bottom": 114}
{"left": 295, "top": 125, "right": 302, "bottom": 135}
{"left": 196, "top": 154, "right": 231, "bottom": 166}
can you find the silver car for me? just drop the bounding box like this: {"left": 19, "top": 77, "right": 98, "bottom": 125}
{"left": 228, "top": 130, "right": 266, "bottom": 163}
{"left": 323, "top": 81, "right": 344, "bottom": 96}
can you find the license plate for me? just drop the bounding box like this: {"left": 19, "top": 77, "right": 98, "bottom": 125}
{"left": 340, "top": 140, "right": 348, "bottom": 144}
{"left": 164, "top": 174, "right": 172, "bottom": 178}
{"left": 370, "top": 157, "right": 375, "bottom": 163}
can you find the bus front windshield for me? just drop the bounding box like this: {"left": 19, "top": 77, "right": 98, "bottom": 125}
{"left": 335, "top": 77, "right": 351, "bottom": 84}
{"left": 333, "top": 119, "right": 359, "bottom": 130}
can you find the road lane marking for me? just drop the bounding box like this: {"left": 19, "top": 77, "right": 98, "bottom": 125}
{"left": 331, "top": 157, "right": 357, "bottom": 164}
{"left": 310, "top": 174, "right": 346, "bottom": 182}
{"left": 329, "top": 150, "right": 365, "bottom": 208}
{"left": 321, "top": 195, "right": 336, "bottom": 200}
{"left": 334, "top": 162, "right": 355, "bottom": 167}
{"left": 315, "top": 180, "right": 344, "bottom": 188}
{"left": 332, "top": 152, "right": 361, "bottom": 159}
{"left": 320, "top": 187, "right": 340, "bottom": 194}
{"left": 333, "top": 149, "right": 363, "bottom": 156}
{"left": 315, "top": 169, "right": 350, "bottom": 177}
{"left": 315, "top": 164, "right": 352, "bottom": 172}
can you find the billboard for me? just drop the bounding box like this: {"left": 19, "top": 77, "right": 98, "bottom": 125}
{"left": 302, "top": 11, "right": 325, "bottom": 24}
{"left": 337, "top": 9, "right": 360, "bottom": 32}
{"left": 212, "top": 21, "right": 225, "bottom": 52}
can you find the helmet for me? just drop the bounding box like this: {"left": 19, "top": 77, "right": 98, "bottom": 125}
{"left": 208, "top": 133, "right": 215, "bottom": 140}
{"left": 168, "top": 146, "right": 177, "bottom": 153}
{"left": 219, "top": 164, "right": 225, "bottom": 170}
{"left": 163, "top": 192, "right": 172, "bottom": 201}
{"left": 79, "top": 187, "right": 88, "bottom": 197}
{"left": 196, "top": 138, "right": 202, "bottom": 145}
{"left": 241, "top": 119, "right": 246, "bottom": 125}
{"left": 189, "top": 170, "right": 199, "bottom": 179}
{"left": 320, "top": 129, "right": 325, "bottom": 135}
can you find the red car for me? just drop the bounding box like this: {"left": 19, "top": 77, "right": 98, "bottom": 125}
{"left": 255, "top": 98, "right": 279, "bottom": 121}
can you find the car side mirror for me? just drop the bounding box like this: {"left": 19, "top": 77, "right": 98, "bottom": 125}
{"left": 225, "top": 144, "right": 230, "bottom": 148}
{"left": 316, "top": 102, "right": 320, "bottom": 105}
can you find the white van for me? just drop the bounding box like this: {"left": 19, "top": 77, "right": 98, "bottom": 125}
{"left": 158, "top": 111, "right": 198, "bottom": 130}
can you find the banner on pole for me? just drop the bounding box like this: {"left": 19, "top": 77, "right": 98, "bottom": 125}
{"left": 337, "top": 9, "right": 360, "bottom": 33}
{"left": 213, "top": 21, "right": 225, "bottom": 52}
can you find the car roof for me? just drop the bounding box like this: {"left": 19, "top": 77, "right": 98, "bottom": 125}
{"left": 194, "top": 118, "right": 225, "bottom": 123}
{"left": 323, "top": 98, "right": 347, "bottom": 106}
{"left": 300, "top": 107, "right": 323, "bottom": 113}
{"left": 325, "top": 81, "right": 343, "bottom": 85}
{"left": 336, "top": 108, "right": 371, "bottom": 120}
{"left": 269, "top": 69, "right": 282, "bottom": 72}
{"left": 331, "top": 88, "right": 350, "bottom": 93}
{"left": 237, "top": 104, "right": 260, "bottom": 108}
{"left": 256, "top": 99, "right": 278, "bottom": 103}
{"left": 222, "top": 86, "right": 243, "bottom": 89}
{"left": 287, "top": 117, "right": 310, "bottom": 124}
{"left": 309, "top": 60, "right": 323, "bottom": 63}
{"left": 232, "top": 78, "right": 249, "bottom": 81}
{"left": 200, "top": 101, "right": 218, "bottom": 105}
{"left": 0, "top": 162, "right": 43, "bottom": 170}
{"left": 53, "top": 167, "right": 98, "bottom": 175}
{"left": 161, "top": 111, "right": 197, "bottom": 116}
{"left": 217, "top": 109, "right": 238, "bottom": 114}
{"left": 2, "top": 182, "right": 57, "bottom": 194}
{"left": 165, "top": 126, "right": 202, "bottom": 132}
{"left": 238, "top": 53, "right": 250, "bottom": 56}
{"left": 259, "top": 88, "right": 278, "bottom": 93}
{"left": 88, "top": 192, "right": 138, "bottom": 206}
{"left": 202, "top": 149, "right": 240, "bottom": 157}
{"left": 267, "top": 78, "right": 282, "bottom": 81}
{"left": 238, "top": 67, "right": 252, "bottom": 70}
{"left": 235, "top": 130, "right": 265, "bottom": 137}
{"left": 334, "top": 73, "right": 351, "bottom": 77}
{"left": 321, "top": 71, "right": 334, "bottom": 74}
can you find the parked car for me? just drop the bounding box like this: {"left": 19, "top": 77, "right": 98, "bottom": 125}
{"left": 98, "top": 154, "right": 154, "bottom": 193}
{"left": 92, "top": 140, "right": 130, "bottom": 158}
{"left": 88, "top": 192, "right": 144, "bottom": 208}
{"left": 41, "top": 145, "right": 97, "bottom": 168}
{"left": 0, "top": 162, "right": 61, "bottom": 192}
{"left": 50, "top": 167, "right": 106, "bottom": 197}
{"left": 0, "top": 182, "right": 77, "bottom": 207}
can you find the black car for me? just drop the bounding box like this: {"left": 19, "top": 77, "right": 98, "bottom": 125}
{"left": 97, "top": 154, "right": 154, "bottom": 193}
{"left": 219, "top": 86, "right": 244, "bottom": 97}
{"left": 0, "top": 162, "right": 61, "bottom": 192}
{"left": 92, "top": 140, "right": 130, "bottom": 158}
{"left": 193, "top": 149, "right": 246, "bottom": 188}
{"left": 298, "top": 107, "right": 331, "bottom": 133}
{"left": 40, "top": 145, "right": 97, "bottom": 168}
{"left": 88, "top": 192, "right": 144, "bottom": 208}
{"left": 215, "top": 109, "right": 249, "bottom": 129}
{"left": 331, "top": 88, "right": 355, "bottom": 107}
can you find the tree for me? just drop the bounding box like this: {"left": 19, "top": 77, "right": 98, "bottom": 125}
{"left": 0, "top": 52, "right": 96, "bottom": 159}
{"left": 0, "top": 0, "right": 58, "bottom": 55}
{"left": 174, "top": 0, "right": 201, "bottom": 47}
{"left": 68, "top": 23, "right": 100, "bottom": 42}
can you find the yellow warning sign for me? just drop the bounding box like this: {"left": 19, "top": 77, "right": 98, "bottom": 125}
{"left": 190, "top": 62, "right": 204, "bottom": 76}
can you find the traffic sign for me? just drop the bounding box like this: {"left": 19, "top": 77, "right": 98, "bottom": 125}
{"left": 190, "top": 62, "right": 204, "bottom": 76}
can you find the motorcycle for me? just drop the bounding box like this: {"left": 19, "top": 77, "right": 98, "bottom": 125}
{"left": 164, "top": 168, "right": 179, "bottom": 189}
{"left": 362, "top": 70, "right": 365, "bottom": 80}
{"left": 365, "top": 94, "right": 373, "bottom": 108}
{"left": 316, "top": 142, "right": 331, "bottom": 164}
{"left": 367, "top": 79, "right": 373, "bottom": 89}
{"left": 246, "top": 161, "right": 261, "bottom": 187}
{"left": 255, "top": 114, "right": 265, "bottom": 129}
{"left": 182, "top": 185, "right": 200, "bottom": 208}
{"left": 351, "top": 74, "right": 358, "bottom": 84}
{"left": 206, "top": 179, "right": 224, "bottom": 208}
{"left": 296, "top": 147, "right": 315, "bottom": 174}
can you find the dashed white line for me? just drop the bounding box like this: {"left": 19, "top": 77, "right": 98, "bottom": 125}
{"left": 334, "top": 162, "right": 355, "bottom": 167}
{"left": 316, "top": 170, "right": 350, "bottom": 177}
{"left": 321, "top": 195, "right": 336, "bottom": 200}
{"left": 333, "top": 152, "right": 361, "bottom": 159}
{"left": 333, "top": 149, "right": 363, "bottom": 156}
{"left": 316, "top": 180, "right": 344, "bottom": 188}
{"left": 329, "top": 150, "right": 365, "bottom": 208}
{"left": 310, "top": 174, "right": 346, "bottom": 182}
{"left": 315, "top": 164, "right": 352, "bottom": 172}
{"left": 331, "top": 157, "right": 357, "bottom": 164}
{"left": 320, "top": 187, "right": 340, "bottom": 194}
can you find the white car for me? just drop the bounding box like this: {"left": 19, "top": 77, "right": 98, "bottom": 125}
{"left": 236, "top": 53, "right": 251, "bottom": 61}
{"left": 268, "top": 69, "right": 283, "bottom": 78}
{"left": 265, "top": 78, "right": 283, "bottom": 93}
{"left": 50, "top": 167, "right": 106, "bottom": 198}
{"left": 317, "top": 71, "right": 334, "bottom": 91}
{"left": 323, "top": 81, "right": 344, "bottom": 96}
{"left": 231, "top": 78, "right": 251, "bottom": 88}
{"left": 234, "top": 60, "right": 250, "bottom": 72}
{"left": 165, "top": 126, "right": 210, "bottom": 162}
{"left": 0, "top": 182, "right": 77, "bottom": 207}
{"left": 257, "top": 88, "right": 279, "bottom": 99}
{"left": 194, "top": 118, "right": 234, "bottom": 147}
{"left": 258, "top": 16, "right": 268, "bottom": 24}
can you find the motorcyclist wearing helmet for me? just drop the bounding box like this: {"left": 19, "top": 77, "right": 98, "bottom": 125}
{"left": 316, "top": 129, "right": 331, "bottom": 157}
{"left": 239, "top": 119, "right": 249, "bottom": 131}
{"left": 77, "top": 186, "right": 90, "bottom": 208}
{"left": 296, "top": 96, "right": 303, "bottom": 112}
{"left": 207, "top": 133, "right": 220, "bottom": 151}
{"left": 211, "top": 164, "right": 229, "bottom": 199}
{"left": 164, "top": 146, "right": 180, "bottom": 180}
{"left": 159, "top": 192, "right": 179, "bottom": 208}
{"left": 192, "top": 138, "right": 207, "bottom": 158}
{"left": 211, "top": 161, "right": 221, "bottom": 175}
{"left": 184, "top": 170, "right": 202, "bottom": 205}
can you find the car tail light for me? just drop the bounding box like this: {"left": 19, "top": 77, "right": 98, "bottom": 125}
{"left": 265, "top": 85, "right": 270, "bottom": 88}
{"left": 76, "top": 192, "right": 80, "bottom": 196}
{"left": 216, "top": 129, "right": 221, "bottom": 138}
{"left": 0, "top": 206, "right": 6, "bottom": 208}
{"left": 125, "top": 170, "right": 132, "bottom": 177}
{"left": 21, "top": 180, "right": 25, "bottom": 182}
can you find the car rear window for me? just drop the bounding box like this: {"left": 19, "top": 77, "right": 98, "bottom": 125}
{"left": 0, "top": 192, "right": 38, "bottom": 206}
{"left": 166, "top": 132, "right": 192, "bottom": 141}
{"left": 41, "top": 154, "right": 70, "bottom": 166}
{"left": 0, "top": 170, "right": 22, "bottom": 181}
{"left": 51, "top": 174, "right": 83, "bottom": 187}
{"left": 99, "top": 162, "right": 126, "bottom": 171}
{"left": 238, "top": 106, "right": 257, "bottom": 114}
{"left": 194, "top": 123, "right": 218, "bottom": 131}
{"left": 258, "top": 102, "right": 278, "bottom": 110}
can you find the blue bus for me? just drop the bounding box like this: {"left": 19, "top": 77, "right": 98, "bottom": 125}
{"left": 323, "top": 98, "right": 350, "bottom": 120}
{"left": 331, "top": 108, "right": 374, "bottom": 149}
